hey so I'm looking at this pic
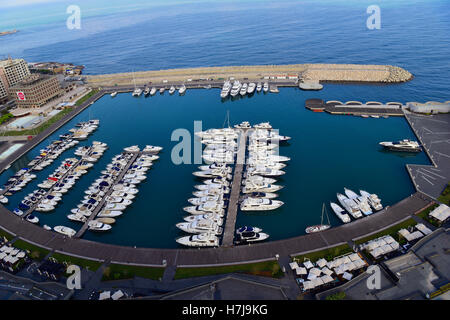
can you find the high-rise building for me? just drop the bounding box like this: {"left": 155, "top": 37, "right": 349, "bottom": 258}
{"left": 0, "top": 57, "right": 31, "bottom": 88}
{"left": 0, "top": 77, "right": 7, "bottom": 103}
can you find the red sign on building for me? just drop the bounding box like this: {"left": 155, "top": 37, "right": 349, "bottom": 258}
{"left": 17, "top": 91, "right": 26, "bottom": 100}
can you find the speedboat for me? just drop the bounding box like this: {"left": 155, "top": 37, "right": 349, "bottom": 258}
{"left": 236, "top": 226, "right": 262, "bottom": 234}
{"left": 0, "top": 195, "right": 8, "bottom": 204}
{"left": 337, "top": 193, "right": 363, "bottom": 219}
{"left": 26, "top": 214, "right": 39, "bottom": 224}
{"left": 144, "top": 87, "right": 150, "bottom": 96}
{"left": 176, "top": 233, "right": 219, "bottom": 247}
{"left": 159, "top": 87, "right": 165, "bottom": 94}
{"left": 235, "top": 231, "right": 269, "bottom": 243}
{"left": 256, "top": 82, "right": 262, "bottom": 92}
{"left": 124, "top": 145, "right": 140, "bottom": 153}
{"left": 110, "top": 92, "right": 117, "bottom": 97}
{"left": 379, "top": 139, "right": 421, "bottom": 152}
{"left": 132, "top": 88, "right": 142, "bottom": 97}
{"left": 176, "top": 219, "right": 222, "bottom": 235}
{"left": 179, "top": 85, "right": 186, "bottom": 95}
{"left": 150, "top": 87, "right": 157, "bottom": 95}
{"left": 67, "top": 214, "right": 87, "bottom": 222}
{"left": 360, "top": 190, "right": 383, "bottom": 211}
{"left": 54, "top": 226, "right": 76, "bottom": 237}
{"left": 240, "top": 198, "right": 283, "bottom": 211}
{"left": 13, "top": 208, "right": 23, "bottom": 216}
{"left": 183, "top": 213, "right": 224, "bottom": 224}
{"left": 88, "top": 220, "right": 112, "bottom": 231}
{"left": 143, "top": 145, "right": 163, "bottom": 153}
{"left": 98, "top": 210, "right": 123, "bottom": 218}
{"left": 183, "top": 201, "right": 225, "bottom": 215}
{"left": 263, "top": 82, "right": 269, "bottom": 92}
{"left": 330, "top": 202, "right": 351, "bottom": 223}
{"left": 169, "top": 86, "right": 176, "bottom": 94}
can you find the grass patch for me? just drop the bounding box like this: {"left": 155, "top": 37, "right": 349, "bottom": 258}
{"left": 13, "top": 239, "right": 50, "bottom": 261}
{"left": 437, "top": 183, "right": 450, "bottom": 206}
{"left": 51, "top": 252, "right": 102, "bottom": 271}
{"left": 102, "top": 264, "right": 165, "bottom": 281}
{"left": 292, "top": 243, "right": 352, "bottom": 263}
{"left": 75, "top": 88, "right": 99, "bottom": 106}
{"left": 354, "top": 218, "right": 417, "bottom": 245}
{"left": 0, "top": 113, "right": 13, "bottom": 125}
{"left": 174, "top": 260, "right": 283, "bottom": 280}
{"left": 0, "top": 228, "right": 14, "bottom": 242}
{"left": 325, "top": 292, "right": 346, "bottom": 300}
{"left": 4, "top": 107, "right": 74, "bottom": 136}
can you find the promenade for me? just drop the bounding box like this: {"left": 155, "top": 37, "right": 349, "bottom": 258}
{"left": 0, "top": 192, "right": 433, "bottom": 267}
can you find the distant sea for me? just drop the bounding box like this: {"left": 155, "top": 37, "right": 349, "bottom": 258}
{"left": 0, "top": 0, "right": 449, "bottom": 101}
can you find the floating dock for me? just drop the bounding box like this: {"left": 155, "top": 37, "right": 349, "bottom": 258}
{"left": 221, "top": 129, "right": 247, "bottom": 247}
{"left": 305, "top": 99, "right": 405, "bottom": 116}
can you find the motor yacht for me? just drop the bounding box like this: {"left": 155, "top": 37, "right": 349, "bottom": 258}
{"left": 159, "top": 87, "right": 165, "bottom": 94}
{"left": 176, "top": 219, "right": 222, "bottom": 235}
{"left": 330, "top": 202, "right": 351, "bottom": 223}
{"left": 26, "top": 214, "right": 39, "bottom": 224}
{"left": 241, "top": 192, "right": 278, "bottom": 200}
{"left": 240, "top": 198, "right": 283, "bottom": 211}
{"left": 337, "top": 193, "right": 363, "bottom": 219}
{"left": 132, "top": 88, "right": 142, "bottom": 97}
{"left": 183, "top": 213, "right": 224, "bottom": 224}
{"left": 235, "top": 231, "right": 269, "bottom": 244}
{"left": 240, "top": 83, "right": 248, "bottom": 96}
{"left": 379, "top": 139, "right": 421, "bottom": 152}
{"left": 256, "top": 82, "right": 262, "bottom": 92}
{"left": 88, "top": 220, "right": 112, "bottom": 231}
{"left": 263, "top": 82, "right": 269, "bottom": 92}
{"left": 236, "top": 226, "right": 262, "bottom": 234}
{"left": 98, "top": 209, "right": 123, "bottom": 218}
{"left": 179, "top": 85, "right": 186, "bottom": 95}
{"left": 247, "top": 166, "right": 285, "bottom": 177}
{"left": 110, "top": 92, "right": 118, "bottom": 97}
{"left": 243, "top": 175, "right": 277, "bottom": 185}
{"left": 220, "top": 81, "right": 231, "bottom": 98}
{"left": 242, "top": 182, "right": 283, "bottom": 193}
{"left": 169, "top": 86, "right": 176, "bottom": 94}
{"left": 67, "top": 214, "right": 87, "bottom": 222}
{"left": 124, "top": 145, "right": 140, "bottom": 153}
{"left": 360, "top": 190, "right": 383, "bottom": 211}
{"left": 247, "top": 83, "right": 256, "bottom": 94}
{"left": 176, "top": 233, "right": 219, "bottom": 247}
{"left": 144, "top": 87, "right": 150, "bottom": 96}
{"left": 183, "top": 201, "right": 225, "bottom": 215}
{"left": 150, "top": 87, "right": 157, "bottom": 95}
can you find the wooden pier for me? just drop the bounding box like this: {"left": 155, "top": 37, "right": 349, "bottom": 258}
{"left": 75, "top": 151, "right": 140, "bottom": 238}
{"left": 221, "top": 130, "right": 247, "bottom": 247}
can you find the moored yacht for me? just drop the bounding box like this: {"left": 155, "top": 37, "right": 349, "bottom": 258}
{"left": 176, "top": 219, "right": 222, "bottom": 235}
{"left": 169, "top": 86, "right": 176, "bottom": 94}
{"left": 235, "top": 231, "right": 269, "bottom": 243}
{"left": 240, "top": 83, "right": 248, "bottom": 96}
{"left": 330, "top": 202, "right": 351, "bottom": 223}
{"left": 176, "top": 233, "right": 219, "bottom": 247}
{"left": 240, "top": 198, "right": 283, "bottom": 211}
{"left": 337, "top": 193, "right": 363, "bottom": 219}
{"left": 220, "top": 81, "right": 231, "bottom": 98}
{"left": 379, "top": 139, "right": 421, "bottom": 152}
{"left": 360, "top": 190, "right": 383, "bottom": 211}
{"left": 54, "top": 226, "right": 76, "bottom": 237}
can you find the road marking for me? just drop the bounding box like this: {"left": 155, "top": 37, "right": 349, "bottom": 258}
{"left": 419, "top": 168, "right": 446, "bottom": 179}
{"left": 420, "top": 175, "right": 434, "bottom": 186}
{"left": 434, "top": 151, "right": 450, "bottom": 159}
{"left": 417, "top": 170, "right": 436, "bottom": 180}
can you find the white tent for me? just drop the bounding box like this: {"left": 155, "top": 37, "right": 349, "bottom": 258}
{"left": 344, "top": 262, "right": 356, "bottom": 271}
{"left": 307, "top": 273, "right": 317, "bottom": 281}
{"left": 334, "top": 265, "right": 345, "bottom": 275}
{"left": 410, "top": 231, "right": 424, "bottom": 240}
{"left": 381, "top": 244, "right": 393, "bottom": 254}
{"left": 342, "top": 272, "right": 353, "bottom": 281}
{"left": 370, "top": 247, "right": 384, "bottom": 258}
{"left": 289, "top": 262, "right": 299, "bottom": 270}
{"left": 295, "top": 267, "right": 307, "bottom": 275}
{"left": 303, "top": 281, "right": 315, "bottom": 290}
{"left": 0, "top": 252, "right": 6, "bottom": 259}
{"left": 390, "top": 241, "right": 400, "bottom": 250}
{"left": 316, "top": 258, "right": 327, "bottom": 268}
{"left": 16, "top": 252, "right": 26, "bottom": 258}
{"left": 383, "top": 235, "right": 396, "bottom": 244}
{"left": 309, "top": 268, "right": 322, "bottom": 277}
{"left": 111, "top": 290, "right": 124, "bottom": 300}
{"left": 312, "top": 277, "right": 324, "bottom": 287}
{"left": 303, "top": 260, "right": 314, "bottom": 269}
{"left": 10, "top": 249, "right": 19, "bottom": 256}
{"left": 9, "top": 257, "right": 19, "bottom": 264}
{"left": 416, "top": 224, "right": 432, "bottom": 235}
{"left": 0, "top": 246, "right": 7, "bottom": 252}
{"left": 366, "top": 242, "right": 379, "bottom": 251}
{"left": 333, "top": 258, "right": 344, "bottom": 267}
{"left": 321, "top": 275, "right": 334, "bottom": 284}
{"left": 341, "top": 256, "right": 351, "bottom": 264}
{"left": 99, "top": 291, "right": 111, "bottom": 300}
{"left": 398, "top": 229, "right": 410, "bottom": 238}
{"left": 326, "top": 261, "right": 335, "bottom": 269}
{"left": 430, "top": 204, "right": 450, "bottom": 222}
{"left": 349, "top": 253, "right": 360, "bottom": 261}
{"left": 353, "top": 259, "right": 366, "bottom": 269}
{"left": 321, "top": 267, "right": 333, "bottom": 276}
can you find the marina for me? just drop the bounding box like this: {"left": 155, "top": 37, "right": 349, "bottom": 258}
{"left": 0, "top": 87, "right": 431, "bottom": 248}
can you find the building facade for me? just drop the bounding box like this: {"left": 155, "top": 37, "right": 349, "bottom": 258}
{"left": 0, "top": 58, "right": 31, "bottom": 102}
{"left": 8, "top": 74, "right": 62, "bottom": 108}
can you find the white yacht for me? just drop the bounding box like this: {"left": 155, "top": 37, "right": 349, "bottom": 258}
{"left": 88, "top": 220, "right": 112, "bottom": 231}
{"left": 247, "top": 83, "right": 256, "bottom": 94}
{"left": 344, "top": 188, "right": 373, "bottom": 215}
{"left": 263, "top": 82, "right": 269, "bottom": 92}
{"left": 247, "top": 166, "right": 285, "bottom": 177}
{"left": 330, "top": 202, "right": 351, "bottom": 223}
{"left": 179, "top": 85, "right": 186, "bottom": 95}
{"left": 240, "top": 83, "right": 248, "bottom": 96}
{"left": 379, "top": 139, "right": 421, "bottom": 152}
{"left": 150, "top": 87, "right": 157, "bottom": 95}
{"left": 234, "top": 121, "right": 251, "bottom": 129}
{"left": 0, "top": 195, "right": 8, "bottom": 204}
{"left": 256, "top": 82, "right": 262, "bottom": 92}
{"left": 242, "top": 182, "right": 283, "bottom": 193}
{"left": 235, "top": 231, "right": 269, "bottom": 243}
{"left": 67, "top": 214, "right": 87, "bottom": 223}
{"left": 159, "top": 87, "right": 165, "bottom": 94}
{"left": 176, "top": 233, "right": 219, "bottom": 247}
{"left": 183, "top": 213, "right": 224, "bottom": 224}
{"left": 305, "top": 204, "right": 331, "bottom": 234}
{"left": 98, "top": 209, "right": 123, "bottom": 218}
{"left": 132, "top": 88, "right": 142, "bottom": 96}
{"left": 337, "top": 193, "right": 363, "bottom": 219}
{"left": 243, "top": 175, "right": 277, "bottom": 185}
{"left": 220, "top": 81, "right": 231, "bottom": 98}
{"left": 26, "top": 214, "right": 39, "bottom": 224}
{"left": 184, "top": 201, "right": 225, "bottom": 215}
{"left": 54, "top": 226, "right": 76, "bottom": 237}
{"left": 230, "top": 81, "right": 242, "bottom": 97}
{"left": 240, "top": 198, "right": 283, "bottom": 211}
{"left": 176, "top": 219, "right": 222, "bottom": 235}
{"left": 144, "top": 87, "right": 150, "bottom": 96}
{"left": 169, "top": 86, "right": 176, "bottom": 94}
{"left": 110, "top": 92, "right": 118, "bottom": 97}
{"left": 360, "top": 190, "right": 383, "bottom": 211}
{"left": 124, "top": 145, "right": 140, "bottom": 153}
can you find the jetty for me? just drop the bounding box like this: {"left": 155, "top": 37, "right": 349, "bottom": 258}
{"left": 222, "top": 129, "right": 247, "bottom": 247}
{"left": 75, "top": 151, "right": 140, "bottom": 238}
{"left": 86, "top": 63, "right": 413, "bottom": 87}
{"left": 305, "top": 99, "right": 405, "bottom": 117}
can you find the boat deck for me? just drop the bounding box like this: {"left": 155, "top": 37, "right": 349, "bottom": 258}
{"left": 221, "top": 129, "right": 247, "bottom": 247}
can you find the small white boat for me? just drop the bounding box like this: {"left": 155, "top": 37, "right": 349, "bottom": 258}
{"left": 132, "top": 88, "right": 142, "bottom": 97}
{"left": 240, "top": 198, "right": 283, "bottom": 211}
{"left": 179, "top": 85, "right": 186, "bottom": 95}
{"left": 110, "top": 92, "right": 118, "bottom": 97}
{"left": 263, "top": 82, "right": 269, "bottom": 92}
{"left": 360, "top": 190, "right": 383, "bottom": 211}
{"left": 142, "top": 145, "right": 163, "bottom": 153}
{"left": 305, "top": 203, "right": 331, "bottom": 233}
{"left": 169, "top": 86, "right": 176, "bottom": 94}
{"left": 124, "top": 145, "right": 140, "bottom": 153}
{"left": 54, "top": 226, "right": 76, "bottom": 237}
{"left": 98, "top": 210, "right": 123, "bottom": 218}
{"left": 26, "top": 214, "right": 39, "bottom": 224}
{"left": 235, "top": 231, "right": 269, "bottom": 243}
{"left": 67, "top": 214, "right": 87, "bottom": 222}
{"left": 150, "top": 87, "right": 157, "bottom": 95}
{"left": 88, "top": 220, "right": 112, "bottom": 231}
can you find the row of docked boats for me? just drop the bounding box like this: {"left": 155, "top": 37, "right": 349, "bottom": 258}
{"left": 331, "top": 188, "right": 383, "bottom": 223}
{"left": 220, "top": 81, "right": 271, "bottom": 98}
{"left": 130, "top": 85, "right": 187, "bottom": 97}
{"left": 176, "top": 126, "right": 240, "bottom": 247}
{"left": 65, "top": 145, "right": 161, "bottom": 234}
{"left": 1, "top": 120, "right": 99, "bottom": 201}
{"left": 12, "top": 142, "right": 107, "bottom": 220}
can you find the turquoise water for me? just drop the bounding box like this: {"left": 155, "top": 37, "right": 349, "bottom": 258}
{"left": 0, "top": 87, "right": 430, "bottom": 248}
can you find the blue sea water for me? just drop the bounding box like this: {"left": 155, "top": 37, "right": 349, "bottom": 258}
{"left": 0, "top": 0, "right": 448, "bottom": 248}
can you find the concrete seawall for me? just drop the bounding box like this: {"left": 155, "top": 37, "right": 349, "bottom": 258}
{"left": 86, "top": 63, "right": 413, "bottom": 87}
